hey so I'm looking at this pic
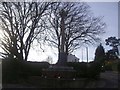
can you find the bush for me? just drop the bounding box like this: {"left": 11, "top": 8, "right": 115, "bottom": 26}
{"left": 67, "top": 62, "right": 87, "bottom": 77}
{"left": 86, "top": 62, "right": 101, "bottom": 79}
{"left": 104, "top": 61, "right": 113, "bottom": 71}
{"left": 67, "top": 62, "right": 101, "bottom": 79}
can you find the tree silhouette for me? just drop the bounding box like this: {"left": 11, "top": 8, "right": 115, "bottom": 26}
{"left": 41, "top": 2, "right": 106, "bottom": 65}
{"left": 105, "top": 37, "right": 120, "bottom": 56}
{"left": 94, "top": 44, "right": 106, "bottom": 73}
{"left": 0, "top": 2, "right": 50, "bottom": 61}
{"left": 94, "top": 44, "right": 105, "bottom": 63}
{"left": 105, "top": 49, "right": 118, "bottom": 61}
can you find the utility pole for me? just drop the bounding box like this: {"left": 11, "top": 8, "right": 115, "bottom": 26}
{"left": 86, "top": 47, "right": 88, "bottom": 63}
{"left": 118, "top": 25, "right": 120, "bottom": 58}
{"left": 82, "top": 48, "right": 83, "bottom": 62}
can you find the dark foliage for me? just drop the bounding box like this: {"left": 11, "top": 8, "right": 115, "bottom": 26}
{"left": 67, "top": 62, "right": 101, "bottom": 79}
{"left": 105, "top": 37, "right": 120, "bottom": 55}
{"left": 104, "top": 62, "right": 112, "bottom": 71}
{"left": 94, "top": 44, "right": 105, "bottom": 62}
{"left": 105, "top": 49, "right": 119, "bottom": 61}
{"left": 86, "top": 62, "right": 101, "bottom": 78}
{"left": 105, "top": 37, "right": 120, "bottom": 71}
{"left": 94, "top": 44, "right": 105, "bottom": 72}
{"left": 118, "top": 60, "right": 120, "bottom": 72}
{"left": 67, "top": 62, "right": 87, "bottom": 77}
{"left": 2, "top": 59, "right": 50, "bottom": 83}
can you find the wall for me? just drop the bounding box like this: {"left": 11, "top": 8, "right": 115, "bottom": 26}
{"left": 67, "top": 54, "right": 79, "bottom": 62}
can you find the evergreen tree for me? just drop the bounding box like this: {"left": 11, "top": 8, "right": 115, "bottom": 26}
{"left": 94, "top": 44, "right": 105, "bottom": 63}
{"left": 94, "top": 44, "right": 106, "bottom": 73}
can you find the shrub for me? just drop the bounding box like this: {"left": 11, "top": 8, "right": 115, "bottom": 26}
{"left": 86, "top": 62, "right": 101, "bottom": 78}
{"left": 104, "top": 61, "right": 112, "bottom": 71}
{"left": 67, "top": 62, "right": 101, "bottom": 79}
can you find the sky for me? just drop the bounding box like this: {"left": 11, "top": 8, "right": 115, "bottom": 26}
{"left": 75, "top": 2, "right": 118, "bottom": 62}
{"left": 0, "top": 1, "right": 118, "bottom": 64}
{"left": 27, "top": 2, "right": 118, "bottom": 63}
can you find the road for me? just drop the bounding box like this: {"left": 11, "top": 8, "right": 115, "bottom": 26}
{"left": 100, "top": 71, "right": 119, "bottom": 88}
{"left": 85, "top": 71, "right": 119, "bottom": 88}
{"left": 2, "top": 71, "right": 120, "bottom": 88}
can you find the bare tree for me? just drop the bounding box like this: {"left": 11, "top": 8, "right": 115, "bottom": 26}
{"left": 0, "top": 2, "right": 50, "bottom": 61}
{"left": 42, "top": 2, "right": 106, "bottom": 65}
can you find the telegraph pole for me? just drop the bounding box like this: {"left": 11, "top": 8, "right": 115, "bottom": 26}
{"left": 82, "top": 48, "right": 83, "bottom": 62}
{"left": 86, "top": 47, "right": 88, "bottom": 63}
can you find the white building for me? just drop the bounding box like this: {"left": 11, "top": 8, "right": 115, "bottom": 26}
{"left": 67, "top": 54, "right": 79, "bottom": 62}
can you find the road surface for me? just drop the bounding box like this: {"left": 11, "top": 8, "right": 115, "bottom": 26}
{"left": 85, "top": 71, "right": 119, "bottom": 88}
{"left": 2, "top": 71, "right": 119, "bottom": 88}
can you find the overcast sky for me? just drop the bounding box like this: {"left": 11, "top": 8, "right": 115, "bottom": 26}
{"left": 27, "top": 2, "right": 118, "bottom": 63}
{"left": 75, "top": 2, "right": 118, "bottom": 62}
{"left": 0, "top": 1, "right": 118, "bottom": 63}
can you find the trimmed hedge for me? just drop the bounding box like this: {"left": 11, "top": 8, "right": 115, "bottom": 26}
{"left": 118, "top": 60, "right": 120, "bottom": 72}
{"left": 2, "top": 59, "right": 50, "bottom": 83}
